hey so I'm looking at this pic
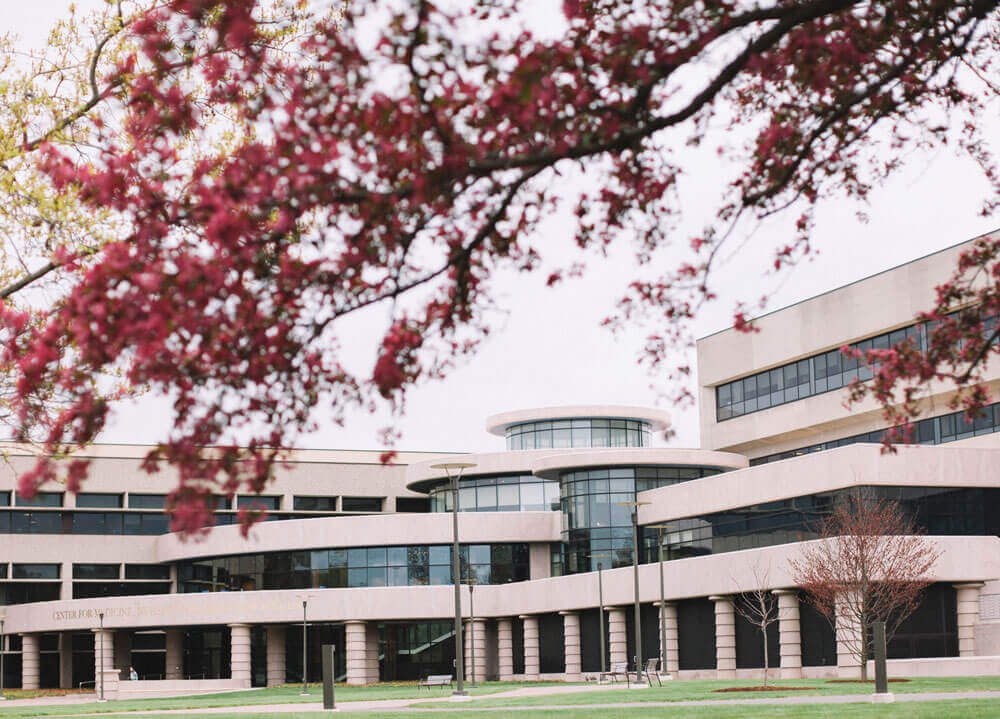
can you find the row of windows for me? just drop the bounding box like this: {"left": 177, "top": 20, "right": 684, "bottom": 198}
{"left": 642, "top": 486, "right": 1000, "bottom": 560}
{"left": 0, "top": 491, "right": 389, "bottom": 512}
{"left": 0, "top": 563, "right": 62, "bottom": 579}
{"left": 505, "top": 418, "right": 651, "bottom": 450}
{"left": 716, "top": 324, "right": 924, "bottom": 421}
{"left": 72, "top": 564, "right": 171, "bottom": 580}
{"left": 749, "top": 401, "right": 1000, "bottom": 466}
{"left": 177, "top": 543, "right": 530, "bottom": 593}
{"left": 428, "top": 474, "right": 560, "bottom": 513}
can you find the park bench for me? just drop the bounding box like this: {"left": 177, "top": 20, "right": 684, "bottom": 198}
{"left": 418, "top": 674, "right": 454, "bottom": 689}
{"left": 638, "top": 658, "right": 661, "bottom": 687}
{"left": 605, "top": 661, "right": 630, "bottom": 684}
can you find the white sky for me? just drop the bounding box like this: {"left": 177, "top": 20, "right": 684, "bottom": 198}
{"left": 5, "top": 1, "right": 998, "bottom": 454}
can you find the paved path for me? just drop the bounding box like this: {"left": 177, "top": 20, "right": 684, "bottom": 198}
{"left": 29, "top": 686, "right": 1000, "bottom": 716}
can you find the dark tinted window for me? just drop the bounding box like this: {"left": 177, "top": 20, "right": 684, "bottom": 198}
{"left": 236, "top": 496, "right": 280, "bottom": 510}
{"left": 293, "top": 496, "right": 338, "bottom": 511}
{"left": 15, "top": 492, "right": 63, "bottom": 507}
{"left": 129, "top": 494, "right": 167, "bottom": 509}
{"left": 76, "top": 493, "right": 123, "bottom": 508}
{"left": 125, "top": 564, "right": 171, "bottom": 580}
{"left": 342, "top": 497, "right": 382, "bottom": 512}
{"left": 13, "top": 563, "right": 60, "bottom": 579}
{"left": 73, "top": 564, "right": 119, "bottom": 580}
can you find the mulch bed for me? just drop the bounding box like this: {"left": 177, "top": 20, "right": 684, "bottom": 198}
{"left": 712, "top": 686, "right": 817, "bottom": 692}
{"left": 826, "top": 678, "right": 911, "bottom": 684}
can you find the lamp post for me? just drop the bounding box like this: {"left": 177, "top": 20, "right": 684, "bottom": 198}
{"left": 98, "top": 612, "right": 106, "bottom": 702}
{"left": 0, "top": 618, "right": 5, "bottom": 701}
{"left": 431, "top": 461, "right": 477, "bottom": 698}
{"left": 468, "top": 582, "right": 476, "bottom": 688}
{"left": 616, "top": 501, "right": 650, "bottom": 680}
{"left": 586, "top": 552, "right": 612, "bottom": 680}
{"left": 297, "top": 594, "right": 313, "bottom": 695}
{"left": 647, "top": 523, "right": 673, "bottom": 677}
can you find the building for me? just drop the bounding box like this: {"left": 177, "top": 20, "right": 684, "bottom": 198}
{"left": 2, "top": 232, "right": 1000, "bottom": 696}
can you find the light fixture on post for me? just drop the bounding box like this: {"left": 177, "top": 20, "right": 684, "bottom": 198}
{"left": 586, "top": 551, "right": 613, "bottom": 682}
{"left": 468, "top": 581, "right": 476, "bottom": 688}
{"left": 647, "top": 523, "right": 674, "bottom": 679}
{"left": 431, "top": 461, "right": 477, "bottom": 698}
{"left": 616, "top": 500, "right": 651, "bottom": 686}
{"left": 296, "top": 594, "right": 314, "bottom": 695}
{"left": 98, "top": 612, "right": 106, "bottom": 702}
{"left": 0, "top": 617, "right": 5, "bottom": 701}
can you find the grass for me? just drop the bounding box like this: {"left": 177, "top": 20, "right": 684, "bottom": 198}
{"left": 1, "top": 677, "right": 998, "bottom": 717}
{"left": 0, "top": 681, "right": 568, "bottom": 717}
{"left": 414, "top": 676, "right": 1000, "bottom": 708}
{"left": 44, "top": 699, "right": 1000, "bottom": 718}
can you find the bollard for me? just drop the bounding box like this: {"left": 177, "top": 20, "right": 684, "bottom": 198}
{"left": 322, "top": 644, "right": 337, "bottom": 711}
{"left": 871, "top": 620, "right": 893, "bottom": 703}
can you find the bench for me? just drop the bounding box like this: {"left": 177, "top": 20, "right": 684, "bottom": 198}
{"left": 419, "top": 674, "right": 454, "bottom": 689}
{"left": 605, "top": 662, "right": 630, "bottom": 684}
{"left": 639, "top": 658, "right": 661, "bottom": 687}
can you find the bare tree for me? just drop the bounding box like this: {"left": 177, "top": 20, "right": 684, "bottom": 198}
{"left": 789, "top": 492, "right": 941, "bottom": 680}
{"left": 734, "top": 564, "right": 779, "bottom": 687}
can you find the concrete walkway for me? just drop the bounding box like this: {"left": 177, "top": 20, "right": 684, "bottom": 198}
{"left": 33, "top": 686, "right": 1000, "bottom": 716}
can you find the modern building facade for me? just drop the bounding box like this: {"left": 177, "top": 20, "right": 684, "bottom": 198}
{"left": 2, "top": 231, "right": 1000, "bottom": 696}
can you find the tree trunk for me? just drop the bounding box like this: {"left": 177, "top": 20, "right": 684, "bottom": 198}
{"left": 762, "top": 628, "right": 769, "bottom": 687}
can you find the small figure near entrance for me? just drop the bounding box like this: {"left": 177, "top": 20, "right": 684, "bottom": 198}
{"left": 129, "top": 666, "right": 138, "bottom": 681}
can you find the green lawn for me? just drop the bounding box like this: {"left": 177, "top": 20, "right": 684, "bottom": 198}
{"left": 0, "top": 681, "right": 568, "bottom": 717}
{"left": 59, "top": 699, "right": 1000, "bottom": 718}
{"left": 415, "top": 676, "right": 1000, "bottom": 708}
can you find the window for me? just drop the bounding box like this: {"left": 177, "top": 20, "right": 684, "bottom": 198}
{"left": 396, "top": 497, "right": 429, "bottom": 513}
{"left": 342, "top": 497, "right": 383, "bottom": 512}
{"left": 129, "top": 494, "right": 167, "bottom": 509}
{"left": 236, "top": 496, "right": 280, "bottom": 511}
{"left": 0, "top": 492, "right": 9, "bottom": 507}
{"left": 76, "top": 493, "right": 123, "bottom": 509}
{"left": 15, "top": 492, "right": 63, "bottom": 507}
{"left": 125, "top": 564, "right": 171, "bottom": 580}
{"left": 293, "top": 496, "right": 338, "bottom": 512}
{"left": 73, "top": 564, "right": 119, "bottom": 580}
{"left": 13, "top": 563, "right": 60, "bottom": 579}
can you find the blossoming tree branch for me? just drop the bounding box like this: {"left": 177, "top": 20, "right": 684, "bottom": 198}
{"left": 1, "top": 0, "right": 999, "bottom": 533}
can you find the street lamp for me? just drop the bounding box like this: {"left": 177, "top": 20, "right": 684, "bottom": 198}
{"left": 468, "top": 582, "right": 476, "bottom": 688}
{"left": 616, "top": 501, "right": 650, "bottom": 682}
{"left": 1, "top": 617, "right": 5, "bottom": 701}
{"left": 647, "top": 523, "right": 673, "bottom": 678}
{"left": 586, "top": 551, "right": 613, "bottom": 681}
{"left": 297, "top": 594, "right": 314, "bottom": 695}
{"left": 98, "top": 612, "right": 106, "bottom": 702}
{"left": 431, "top": 461, "right": 477, "bottom": 698}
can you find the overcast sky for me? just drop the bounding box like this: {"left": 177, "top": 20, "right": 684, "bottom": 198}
{"left": 6, "top": 1, "right": 999, "bottom": 454}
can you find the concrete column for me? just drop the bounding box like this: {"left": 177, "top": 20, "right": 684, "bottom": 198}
{"left": 835, "top": 591, "right": 862, "bottom": 678}
{"left": 59, "top": 632, "right": 73, "bottom": 689}
{"left": 528, "top": 544, "right": 551, "bottom": 579}
{"left": 497, "top": 619, "right": 514, "bottom": 680}
{"left": 165, "top": 629, "right": 183, "bottom": 680}
{"left": 229, "top": 624, "right": 251, "bottom": 688}
{"left": 462, "top": 619, "right": 486, "bottom": 683}
{"left": 345, "top": 621, "right": 368, "bottom": 685}
{"left": 520, "top": 615, "right": 540, "bottom": 679}
{"left": 561, "top": 612, "right": 581, "bottom": 680}
{"left": 656, "top": 601, "right": 679, "bottom": 676}
{"left": 21, "top": 634, "right": 40, "bottom": 691}
{"left": 607, "top": 607, "right": 627, "bottom": 668}
{"left": 710, "top": 595, "right": 736, "bottom": 679}
{"left": 265, "top": 626, "right": 285, "bottom": 687}
{"left": 364, "top": 622, "right": 379, "bottom": 683}
{"left": 955, "top": 583, "right": 985, "bottom": 657}
{"left": 773, "top": 590, "right": 802, "bottom": 679}
{"left": 92, "top": 629, "right": 114, "bottom": 678}
{"left": 60, "top": 562, "right": 72, "bottom": 602}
